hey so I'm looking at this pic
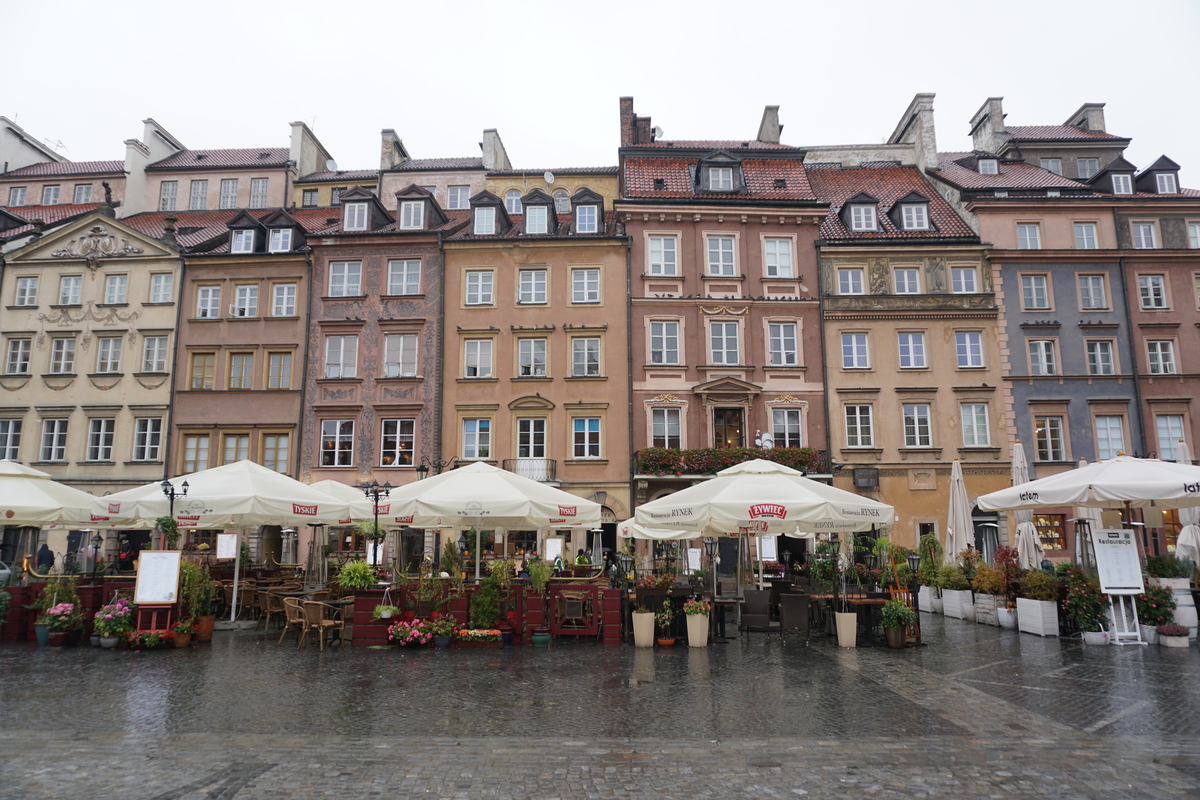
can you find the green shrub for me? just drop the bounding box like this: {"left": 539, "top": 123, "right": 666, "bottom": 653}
{"left": 1019, "top": 569, "right": 1060, "bottom": 602}
{"left": 337, "top": 559, "right": 378, "bottom": 592}
{"left": 469, "top": 577, "right": 500, "bottom": 629}
{"left": 880, "top": 598, "right": 917, "bottom": 628}
{"left": 971, "top": 563, "right": 1005, "bottom": 595}
{"left": 1146, "top": 554, "right": 1195, "bottom": 579}
{"left": 939, "top": 565, "right": 971, "bottom": 591}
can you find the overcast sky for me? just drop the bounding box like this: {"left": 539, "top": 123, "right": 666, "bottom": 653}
{"left": 6, "top": 0, "right": 1198, "bottom": 186}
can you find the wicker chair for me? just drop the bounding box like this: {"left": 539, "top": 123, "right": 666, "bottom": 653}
{"left": 300, "top": 601, "right": 344, "bottom": 651}
{"left": 260, "top": 592, "right": 285, "bottom": 630}
{"left": 279, "top": 597, "right": 305, "bottom": 646}
{"left": 309, "top": 590, "right": 330, "bottom": 602}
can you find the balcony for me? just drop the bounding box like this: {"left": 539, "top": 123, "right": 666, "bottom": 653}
{"left": 635, "top": 447, "right": 830, "bottom": 478}
{"left": 501, "top": 458, "right": 557, "bottom": 482}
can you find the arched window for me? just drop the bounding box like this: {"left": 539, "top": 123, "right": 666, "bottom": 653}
{"left": 505, "top": 190, "right": 522, "bottom": 214}
{"left": 552, "top": 188, "right": 570, "bottom": 213}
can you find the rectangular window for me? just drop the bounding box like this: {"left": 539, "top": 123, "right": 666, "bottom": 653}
{"left": 838, "top": 268, "right": 864, "bottom": 295}
{"left": 190, "top": 353, "right": 215, "bottom": 389}
{"left": 1040, "top": 158, "right": 1062, "bottom": 175}
{"left": 652, "top": 408, "right": 681, "bottom": 449}
{"left": 465, "top": 271, "right": 493, "bottom": 305}
{"left": 1028, "top": 340, "right": 1057, "bottom": 376}
{"left": 573, "top": 417, "right": 601, "bottom": 458}
{"left": 1132, "top": 223, "right": 1157, "bottom": 249}
{"left": 5, "top": 338, "right": 30, "bottom": 374}
{"left": 649, "top": 235, "right": 678, "bottom": 275}
{"left": 709, "top": 167, "right": 733, "bottom": 190}
{"left": 329, "top": 261, "right": 361, "bottom": 297}
{"left": 331, "top": 188, "right": 344, "bottom": 205}
{"left": 1190, "top": 222, "right": 1200, "bottom": 249}
{"left": 1086, "top": 340, "right": 1115, "bottom": 375}
{"left": 894, "top": 268, "right": 920, "bottom": 294}
{"left": 518, "top": 269, "right": 547, "bottom": 304}
{"left": 41, "top": 419, "right": 68, "bottom": 461}
{"left": 1017, "top": 224, "right": 1041, "bottom": 250}
{"left": 516, "top": 417, "right": 546, "bottom": 459}
{"left": 223, "top": 434, "right": 249, "bottom": 464}
{"left": 229, "top": 353, "right": 254, "bottom": 388}
{"left": 272, "top": 283, "right": 296, "bottom": 316}
{"left": 183, "top": 434, "right": 210, "bottom": 472}
{"left": 380, "top": 419, "right": 415, "bottom": 466}
{"left": 845, "top": 405, "right": 873, "bottom": 447}
{"left": 302, "top": 189, "right": 318, "bottom": 207}
{"left": 73, "top": 184, "right": 91, "bottom": 204}
{"left": 768, "top": 322, "right": 797, "bottom": 366}
{"left": 1074, "top": 222, "right": 1098, "bottom": 249}
{"left": 8, "top": 187, "right": 25, "bottom": 206}
{"left": 1021, "top": 274, "right": 1050, "bottom": 309}
{"left": 518, "top": 338, "right": 547, "bottom": 377}
{"left": 1078, "top": 275, "right": 1106, "bottom": 309}
{"left": 462, "top": 418, "right": 490, "bottom": 459}
{"left": 474, "top": 207, "right": 495, "bottom": 235}
{"left": 575, "top": 205, "right": 598, "bottom": 233}
{"left": 150, "top": 273, "right": 173, "bottom": 303}
{"left": 343, "top": 202, "right": 367, "bottom": 231}
{"left": 233, "top": 285, "right": 258, "bottom": 317}
{"left": 1139, "top": 274, "right": 1167, "bottom": 309}
{"left": 1112, "top": 174, "right": 1133, "bottom": 195}
{"left": 901, "top": 204, "right": 929, "bottom": 230}
{"left": 978, "top": 159, "right": 998, "bottom": 175}
{"left": 1157, "top": 173, "right": 1178, "bottom": 194}
{"left": 268, "top": 228, "right": 292, "bottom": 252}
{"left": 95, "top": 337, "right": 122, "bottom": 373}
{"left": 142, "top": 336, "right": 168, "bottom": 372}
{"left": 383, "top": 334, "right": 417, "bottom": 377}
{"left": 841, "top": 333, "right": 869, "bottom": 369}
{"left": 230, "top": 230, "right": 255, "bottom": 253}
{"left": 249, "top": 178, "right": 268, "bottom": 208}
{"left": 104, "top": 274, "right": 127, "bottom": 304}
{"left": 961, "top": 403, "right": 990, "bottom": 446}
{"left": 525, "top": 205, "right": 548, "bottom": 234}
{"left": 650, "top": 320, "right": 679, "bottom": 365}
{"left": 1095, "top": 415, "right": 1125, "bottom": 459}
{"left": 448, "top": 186, "right": 470, "bottom": 210}
{"left": 772, "top": 408, "right": 802, "bottom": 447}
{"left": 324, "top": 336, "right": 358, "bottom": 378}
{"left": 189, "top": 180, "right": 208, "bottom": 210}
{"left": 133, "top": 418, "right": 162, "bottom": 461}
{"left": 850, "top": 205, "right": 876, "bottom": 230}
{"left": 219, "top": 179, "right": 238, "bottom": 209}
{"left": 387, "top": 260, "right": 421, "bottom": 295}
{"left": 261, "top": 433, "right": 289, "bottom": 472}
{"left": 196, "top": 285, "right": 220, "bottom": 318}
{"left": 1078, "top": 158, "right": 1099, "bottom": 179}
{"left": 710, "top": 321, "right": 739, "bottom": 365}
{"left": 399, "top": 200, "right": 424, "bottom": 229}
{"left": 0, "top": 420, "right": 20, "bottom": 460}
{"left": 267, "top": 352, "right": 292, "bottom": 389}
{"left": 50, "top": 338, "right": 75, "bottom": 373}
{"left": 464, "top": 339, "right": 492, "bottom": 378}
{"left": 898, "top": 332, "right": 926, "bottom": 369}
{"left": 764, "top": 238, "right": 793, "bottom": 277}
{"left": 1157, "top": 415, "right": 1185, "bottom": 461}
{"left": 1147, "top": 340, "right": 1176, "bottom": 374}
{"left": 1035, "top": 416, "right": 1065, "bottom": 461}
{"left": 951, "top": 267, "right": 977, "bottom": 293}
{"left": 572, "top": 268, "right": 600, "bottom": 303}
{"left": 572, "top": 337, "right": 600, "bottom": 376}
{"left": 707, "top": 235, "right": 735, "bottom": 276}
{"left": 158, "top": 182, "right": 176, "bottom": 211}
{"left": 903, "top": 404, "right": 932, "bottom": 447}
{"left": 320, "top": 420, "right": 354, "bottom": 466}
{"left": 956, "top": 332, "right": 983, "bottom": 367}
{"left": 15, "top": 276, "right": 37, "bottom": 306}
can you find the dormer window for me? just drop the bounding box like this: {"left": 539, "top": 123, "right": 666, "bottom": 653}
{"left": 475, "top": 206, "right": 495, "bottom": 235}
{"left": 231, "top": 230, "right": 255, "bottom": 253}
{"left": 269, "top": 228, "right": 292, "bottom": 252}
{"left": 399, "top": 200, "right": 424, "bottom": 230}
{"left": 709, "top": 167, "right": 733, "bottom": 190}
{"left": 978, "top": 159, "right": 998, "bottom": 175}
{"left": 505, "top": 190, "right": 522, "bottom": 214}
{"left": 576, "top": 205, "right": 598, "bottom": 234}
{"left": 1157, "top": 173, "right": 1178, "bottom": 194}
{"left": 344, "top": 202, "right": 367, "bottom": 231}
{"left": 526, "top": 205, "right": 548, "bottom": 234}
{"left": 1112, "top": 174, "right": 1133, "bottom": 195}
{"left": 850, "top": 205, "right": 877, "bottom": 231}
{"left": 901, "top": 204, "right": 929, "bottom": 230}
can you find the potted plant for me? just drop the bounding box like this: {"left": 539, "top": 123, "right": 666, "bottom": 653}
{"left": 632, "top": 601, "right": 655, "bottom": 648}
{"left": 1134, "top": 585, "right": 1176, "bottom": 644}
{"left": 93, "top": 597, "right": 134, "bottom": 648}
{"left": 880, "top": 598, "right": 916, "bottom": 649}
{"left": 469, "top": 576, "right": 500, "bottom": 631}
{"left": 971, "top": 563, "right": 1005, "bottom": 626}
{"left": 1156, "top": 623, "right": 1190, "bottom": 648}
{"left": 193, "top": 571, "right": 217, "bottom": 642}
{"left": 357, "top": 521, "right": 386, "bottom": 566}
{"left": 456, "top": 628, "right": 502, "bottom": 648}
{"left": 428, "top": 615, "right": 456, "bottom": 648}
{"left": 1146, "top": 554, "right": 1197, "bottom": 639}
{"left": 1016, "top": 569, "right": 1060, "bottom": 637}
{"left": 993, "top": 545, "right": 1021, "bottom": 629}
{"left": 388, "top": 618, "right": 433, "bottom": 647}
{"left": 683, "top": 597, "right": 710, "bottom": 647}
{"left": 336, "top": 559, "right": 377, "bottom": 593}
{"left": 526, "top": 556, "right": 552, "bottom": 642}
{"left": 372, "top": 604, "right": 401, "bottom": 621}
{"left": 938, "top": 565, "right": 973, "bottom": 620}
{"left": 1063, "top": 566, "right": 1108, "bottom": 645}
{"left": 156, "top": 516, "right": 180, "bottom": 550}
{"left": 655, "top": 601, "right": 675, "bottom": 646}
{"left": 917, "top": 533, "right": 944, "bottom": 613}
{"left": 171, "top": 619, "right": 196, "bottom": 647}
{"left": 42, "top": 602, "right": 79, "bottom": 646}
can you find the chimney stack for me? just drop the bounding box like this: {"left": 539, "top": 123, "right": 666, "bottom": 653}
{"left": 756, "top": 106, "right": 783, "bottom": 144}
{"left": 480, "top": 129, "right": 511, "bottom": 171}
{"left": 379, "top": 129, "right": 407, "bottom": 171}
{"left": 969, "top": 97, "right": 1006, "bottom": 154}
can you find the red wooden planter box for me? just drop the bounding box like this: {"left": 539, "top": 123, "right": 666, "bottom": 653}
{"left": 455, "top": 639, "right": 501, "bottom": 649}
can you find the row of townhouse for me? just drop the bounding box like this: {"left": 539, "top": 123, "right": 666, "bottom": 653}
{"left": 0, "top": 95, "right": 1197, "bottom": 566}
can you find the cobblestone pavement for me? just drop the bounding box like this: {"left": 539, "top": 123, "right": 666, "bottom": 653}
{"left": 1, "top": 613, "right": 1198, "bottom": 799}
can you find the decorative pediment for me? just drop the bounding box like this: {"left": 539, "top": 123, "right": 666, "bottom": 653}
{"left": 509, "top": 394, "right": 555, "bottom": 410}
{"left": 15, "top": 213, "right": 170, "bottom": 270}
{"left": 693, "top": 376, "right": 762, "bottom": 396}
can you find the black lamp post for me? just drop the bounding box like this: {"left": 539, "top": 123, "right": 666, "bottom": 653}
{"left": 161, "top": 478, "right": 189, "bottom": 548}
{"left": 418, "top": 457, "right": 452, "bottom": 479}
{"left": 906, "top": 551, "right": 922, "bottom": 643}
{"left": 415, "top": 463, "right": 429, "bottom": 481}
{"left": 90, "top": 531, "right": 103, "bottom": 585}
{"left": 361, "top": 480, "right": 392, "bottom": 572}
{"left": 703, "top": 537, "right": 726, "bottom": 643}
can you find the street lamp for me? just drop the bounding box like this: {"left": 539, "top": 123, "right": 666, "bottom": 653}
{"left": 415, "top": 463, "right": 429, "bottom": 481}
{"left": 906, "top": 551, "right": 922, "bottom": 645}
{"left": 90, "top": 531, "right": 103, "bottom": 585}
{"left": 161, "top": 478, "right": 189, "bottom": 548}
{"left": 418, "top": 456, "right": 453, "bottom": 479}
{"left": 703, "top": 537, "right": 725, "bottom": 643}
{"left": 361, "top": 479, "right": 392, "bottom": 571}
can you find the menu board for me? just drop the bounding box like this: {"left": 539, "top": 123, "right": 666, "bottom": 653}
{"left": 687, "top": 548, "right": 702, "bottom": 572}
{"left": 760, "top": 535, "right": 778, "bottom": 561}
{"left": 544, "top": 537, "right": 563, "bottom": 564}
{"left": 1091, "top": 529, "right": 1145, "bottom": 595}
{"left": 216, "top": 533, "right": 238, "bottom": 560}
{"left": 134, "top": 551, "right": 182, "bottom": 604}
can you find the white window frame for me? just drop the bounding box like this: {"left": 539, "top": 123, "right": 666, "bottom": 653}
{"left": 231, "top": 229, "right": 255, "bottom": 253}
{"left": 323, "top": 335, "right": 358, "bottom": 379}
{"left": 474, "top": 206, "right": 496, "bottom": 235}
{"left": 50, "top": 338, "right": 76, "bottom": 373}
{"left": 763, "top": 237, "right": 793, "bottom": 277}
{"left": 268, "top": 228, "right": 292, "bottom": 253}
{"left": 575, "top": 205, "right": 598, "bottom": 233}
{"left": 233, "top": 284, "right": 258, "bottom": 317}
{"left": 707, "top": 235, "right": 736, "bottom": 276}
{"left": 1086, "top": 340, "right": 1115, "bottom": 375}
{"left": 772, "top": 408, "right": 803, "bottom": 448}
{"left": 464, "top": 339, "right": 493, "bottom": 378}
{"left": 41, "top": 419, "right": 68, "bottom": 461}
{"left": 526, "top": 205, "right": 548, "bottom": 234}
{"left": 1157, "top": 173, "right": 1178, "bottom": 194}
{"left": 652, "top": 408, "right": 681, "bottom": 449}
{"left": 978, "top": 159, "right": 998, "bottom": 175}
{"left": 249, "top": 178, "right": 268, "bottom": 209}
{"left": 1190, "top": 222, "right": 1200, "bottom": 249}
{"left": 518, "top": 338, "right": 547, "bottom": 377}
{"left": 5, "top": 338, "right": 30, "bottom": 374}
{"left": 15, "top": 276, "right": 37, "bottom": 306}
{"left": 894, "top": 268, "right": 920, "bottom": 294}
{"left": 132, "top": 418, "right": 162, "bottom": 462}
{"left": 955, "top": 331, "right": 984, "bottom": 368}
{"left": 572, "top": 337, "right": 601, "bottom": 377}
{"left": 650, "top": 320, "right": 680, "bottom": 365}
{"left": 344, "top": 202, "right": 368, "bottom": 231}
{"left": 841, "top": 333, "right": 869, "bottom": 369}
{"left": 380, "top": 418, "right": 415, "bottom": 467}
{"left": 462, "top": 418, "right": 491, "bottom": 459}
{"left": 1139, "top": 274, "right": 1168, "bottom": 309}
{"left": 448, "top": 186, "right": 470, "bottom": 210}
{"left": 329, "top": 261, "right": 362, "bottom": 297}
{"left": 1147, "top": 340, "right": 1177, "bottom": 375}
{"left": 902, "top": 404, "right": 932, "bottom": 448}
{"left": 320, "top": 420, "right": 354, "bottom": 467}
{"left": 1112, "top": 174, "right": 1133, "bottom": 195}
{"left": 901, "top": 204, "right": 929, "bottom": 230}
{"left": 219, "top": 179, "right": 239, "bottom": 209}
{"left": 1028, "top": 339, "right": 1057, "bottom": 376}
{"left": 768, "top": 322, "right": 797, "bottom": 366}
{"left": 1040, "top": 158, "right": 1062, "bottom": 175}
{"left": 95, "top": 337, "right": 122, "bottom": 373}
{"left": 104, "top": 274, "right": 128, "bottom": 304}
{"left": 399, "top": 200, "right": 424, "bottom": 230}
{"left": 571, "top": 268, "right": 600, "bottom": 303}
{"left": 1078, "top": 274, "right": 1107, "bottom": 310}
{"left": 190, "top": 180, "right": 208, "bottom": 210}
{"left": 709, "top": 167, "right": 733, "bottom": 190}
{"left": 518, "top": 269, "right": 547, "bottom": 304}
{"left": 961, "top": 403, "right": 990, "bottom": 446}
{"left": 272, "top": 283, "right": 296, "bottom": 316}
{"left": 649, "top": 235, "right": 678, "bottom": 275}
{"left": 1095, "top": 415, "right": 1125, "bottom": 459}
{"left": 505, "top": 190, "right": 522, "bottom": 214}
{"left": 845, "top": 405, "right": 873, "bottom": 448}
{"left": 709, "top": 321, "right": 739, "bottom": 365}
{"left": 1021, "top": 274, "right": 1050, "bottom": 310}
{"left": 142, "top": 336, "right": 168, "bottom": 372}
{"left": 898, "top": 332, "right": 926, "bottom": 369}
{"left": 1131, "top": 222, "right": 1158, "bottom": 249}
{"left": 850, "top": 205, "right": 877, "bottom": 231}
{"left": 838, "top": 268, "right": 864, "bottom": 295}
{"left": 552, "top": 189, "right": 570, "bottom": 213}
{"left": 572, "top": 417, "right": 601, "bottom": 458}
{"left": 465, "top": 271, "right": 494, "bottom": 305}
{"left": 951, "top": 267, "right": 977, "bottom": 294}
{"left": 196, "top": 285, "right": 221, "bottom": 318}
{"left": 73, "top": 184, "right": 91, "bottom": 204}
{"left": 0, "top": 419, "right": 20, "bottom": 460}
{"left": 1157, "top": 415, "right": 1185, "bottom": 461}
{"left": 8, "top": 187, "right": 25, "bottom": 206}
{"left": 1078, "top": 158, "right": 1099, "bottom": 180}
{"left": 1035, "top": 416, "right": 1066, "bottom": 462}
{"left": 1074, "top": 222, "right": 1098, "bottom": 249}
{"left": 388, "top": 260, "right": 421, "bottom": 295}
{"left": 149, "top": 273, "right": 173, "bottom": 303}
{"left": 383, "top": 333, "right": 418, "bottom": 377}
{"left": 158, "top": 182, "right": 177, "bottom": 211}
{"left": 1017, "top": 223, "right": 1041, "bottom": 250}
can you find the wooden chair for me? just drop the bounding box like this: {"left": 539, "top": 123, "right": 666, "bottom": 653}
{"left": 253, "top": 590, "right": 271, "bottom": 629}
{"left": 278, "top": 597, "right": 304, "bottom": 646}
{"left": 300, "top": 601, "right": 344, "bottom": 651}
{"left": 309, "top": 590, "right": 330, "bottom": 602}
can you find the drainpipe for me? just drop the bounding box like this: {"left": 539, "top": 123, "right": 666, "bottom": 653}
{"left": 434, "top": 230, "right": 446, "bottom": 467}
{"left": 624, "top": 227, "right": 635, "bottom": 513}
{"left": 1115, "top": 249, "right": 1147, "bottom": 457}
{"left": 164, "top": 252, "right": 187, "bottom": 480}
{"left": 295, "top": 251, "right": 313, "bottom": 478}
{"left": 816, "top": 240, "right": 833, "bottom": 485}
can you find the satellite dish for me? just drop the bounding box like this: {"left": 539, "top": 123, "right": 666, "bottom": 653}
{"left": 543, "top": 171, "right": 555, "bottom": 184}
{"left": 651, "top": 126, "right": 664, "bottom": 140}
{"left": 326, "top": 158, "right": 338, "bottom": 171}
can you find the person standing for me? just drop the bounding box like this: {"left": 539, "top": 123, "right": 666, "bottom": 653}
{"left": 36, "top": 543, "right": 55, "bottom": 573}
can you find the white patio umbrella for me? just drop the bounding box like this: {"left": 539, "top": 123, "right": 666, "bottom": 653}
{"left": 0, "top": 460, "right": 103, "bottom": 527}
{"left": 1174, "top": 441, "right": 1200, "bottom": 565}
{"left": 617, "top": 517, "right": 696, "bottom": 541}
{"left": 1009, "top": 441, "right": 1044, "bottom": 570}
{"left": 977, "top": 455, "right": 1200, "bottom": 512}
{"left": 945, "top": 459, "right": 972, "bottom": 564}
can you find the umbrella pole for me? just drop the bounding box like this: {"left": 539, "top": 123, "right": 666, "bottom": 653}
{"left": 474, "top": 523, "right": 481, "bottom": 585}
{"left": 756, "top": 534, "right": 764, "bottom": 591}
{"left": 230, "top": 531, "right": 241, "bottom": 622}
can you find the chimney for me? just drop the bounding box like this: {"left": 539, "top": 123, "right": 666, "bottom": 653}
{"left": 969, "top": 97, "right": 1006, "bottom": 154}
{"left": 619, "top": 97, "right": 635, "bottom": 146}
{"left": 161, "top": 214, "right": 178, "bottom": 247}
{"left": 1066, "top": 103, "right": 1106, "bottom": 133}
{"left": 480, "top": 129, "right": 511, "bottom": 171}
{"left": 887, "top": 93, "right": 939, "bottom": 172}
{"left": 380, "top": 129, "right": 407, "bottom": 170}
{"left": 756, "top": 106, "right": 783, "bottom": 144}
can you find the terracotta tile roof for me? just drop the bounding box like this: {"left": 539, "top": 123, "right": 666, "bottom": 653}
{"left": 623, "top": 157, "right": 816, "bottom": 201}
{"left": 1, "top": 160, "right": 124, "bottom": 178}
{"left": 933, "top": 152, "right": 1090, "bottom": 190}
{"left": 806, "top": 164, "right": 976, "bottom": 241}
{"left": 446, "top": 211, "right": 619, "bottom": 241}
{"left": 391, "top": 157, "right": 484, "bottom": 171}
{"left": 146, "top": 148, "right": 290, "bottom": 171}
{"left": 309, "top": 209, "right": 471, "bottom": 237}
{"left": 124, "top": 208, "right": 342, "bottom": 250}
{"left": 489, "top": 167, "right": 619, "bottom": 176}
{"left": 297, "top": 169, "right": 378, "bottom": 183}
{"left": 1003, "top": 125, "right": 1128, "bottom": 142}
{"left": 635, "top": 139, "right": 795, "bottom": 150}
{"left": 0, "top": 203, "right": 102, "bottom": 238}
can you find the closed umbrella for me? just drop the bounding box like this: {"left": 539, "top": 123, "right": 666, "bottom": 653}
{"left": 1072, "top": 458, "right": 1104, "bottom": 569}
{"left": 1009, "top": 441, "right": 1044, "bottom": 570}
{"left": 1175, "top": 442, "right": 1200, "bottom": 565}
{"left": 945, "top": 459, "right": 972, "bottom": 564}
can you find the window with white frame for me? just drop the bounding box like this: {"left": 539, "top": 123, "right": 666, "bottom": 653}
{"left": 956, "top": 332, "right": 983, "bottom": 367}
{"left": 652, "top": 408, "right": 681, "bottom": 448}
{"left": 380, "top": 419, "right": 415, "bottom": 466}
{"left": 190, "top": 353, "right": 215, "bottom": 389}
{"left": 505, "top": 190, "right": 522, "bottom": 214}
{"left": 572, "top": 268, "right": 599, "bottom": 303}
{"left": 894, "top": 268, "right": 920, "bottom": 294}
{"left": 462, "top": 418, "right": 490, "bottom": 459}
{"left": 190, "top": 180, "right": 208, "bottom": 210}
{"left": 8, "top": 187, "right": 25, "bottom": 206}
{"left": 898, "top": 332, "right": 926, "bottom": 369}
{"left": 41, "top": 185, "right": 60, "bottom": 205}
{"left": 1132, "top": 222, "right": 1157, "bottom": 249}
{"left": 329, "top": 261, "right": 362, "bottom": 296}
{"left": 15, "top": 276, "right": 37, "bottom": 306}
{"left": 978, "top": 159, "right": 998, "bottom": 175}
{"left": 1139, "top": 274, "right": 1167, "bottom": 309}
{"left": 268, "top": 228, "right": 292, "bottom": 252}
{"left": 95, "top": 337, "right": 122, "bottom": 373}
{"left": 841, "top": 333, "right": 869, "bottom": 369}
{"left": 41, "top": 419, "right": 68, "bottom": 461}
{"left": 1077, "top": 158, "right": 1099, "bottom": 179}
{"left": 320, "top": 420, "right": 355, "bottom": 466}
{"left": 50, "top": 338, "right": 75, "bottom": 373}
{"left": 650, "top": 320, "right": 679, "bottom": 364}
{"left": 516, "top": 417, "right": 546, "bottom": 459}
{"left": 525, "top": 205, "right": 548, "bottom": 234}
{"left": 6, "top": 338, "right": 30, "bottom": 374}
{"left": 1157, "top": 173, "right": 1178, "bottom": 194}
{"left": 838, "top": 268, "right": 864, "bottom": 295}
{"left": 474, "top": 206, "right": 496, "bottom": 235}
{"left": 1095, "top": 415, "right": 1125, "bottom": 459}
{"left": 267, "top": 352, "right": 291, "bottom": 389}
{"left": 331, "top": 188, "right": 343, "bottom": 205}
{"left": 572, "top": 337, "right": 600, "bottom": 376}
{"left": 961, "top": 403, "right": 990, "bottom": 446}
{"left": 1112, "top": 174, "right": 1133, "bottom": 195}
{"left": 1028, "top": 339, "right": 1057, "bottom": 375}
{"left": 344, "top": 202, "right": 367, "bottom": 231}
{"left": 1021, "top": 274, "right": 1050, "bottom": 309}
{"left": 324, "top": 335, "right": 358, "bottom": 378}
{"left": 196, "top": 285, "right": 221, "bottom": 318}
{"left": 768, "top": 322, "right": 797, "bottom": 366}
{"left": 709, "top": 167, "right": 733, "bottom": 190}
{"left": 465, "top": 271, "right": 493, "bottom": 305}
{"left": 518, "top": 339, "right": 547, "bottom": 377}
{"left": 1017, "top": 224, "right": 1041, "bottom": 250}
{"left": 74, "top": 184, "right": 91, "bottom": 203}
{"left": 142, "top": 336, "right": 168, "bottom": 372}
{"left": 223, "top": 433, "right": 250, "bottom": 464}
{"left": 1048, "top": 190, "right": 1061, "bottom": 197}
{"left": 272, "top": 283, "right": 296, "bottom": 316}
{"left": 575, "top": 205, "right": 598, "bottom": 233}
{"left": 158, "top": 182, "right": 177, "bottom": 211}
{"left": 951, "top": 267, "right": 977, "bottom": 293}
{"left": 1035, "top": 416, "right": 1065, "bottom": 461}
{"left": 707, "top": 235, "right": 735, "bottom": 275}
{"left": 229, "top": 353, "right": 253, "bottom": 388}
{"left": 1157, "top": 415, "right": 1185, "bottom": 460}
{"left": 1040, "top": 158, "right": 1062, "bottom": 175}
{"left": 183, "top": 434, "right": 210, "bottom": 472}
{"left": 552, "top": 189, "right": 570, "bottom": 213}
{"left": 388, "top": 260, "right": 421, "bottom": 295}
{"left": 1074, "top": 222, "right": 1098, "bottom": 249}
{"left": 104, "top": 274, "right": 127, "bottom": 304}
{"left": 845, "top": 405, "right": 873, "bottom": 447}
{"left": 1147, "top": 340, "right": 1177, "bottom": 374}
{"left": 448, "top": 186, "right": 469, "bottom": 210}
{"left": 150, "top": 273, "right": 173, "bottom": 303}
{"left": 710, "top": 321, "right": 739, "bottom": 364}
{"left": 573, "top": 417, "right": 601, "bottom": 458}
{"left": 464, "top": 339, "right": 492, "bottom": 377}
{"left": 901, "top": 204, "right": 929, "bottom": 230}
{"left": 233, "top": 285, "right": 257, "bottom": 317}
{"left": 1086, "top": 340, "right": 1115, "bottom": 375}
{"left": 850, "top": 205, "right": 876, "bottom": 230}
{"left": 0, "top": 419, "right": 20, "bottom": 460}
{"left": 518, "top": 269, "right": 547, "bottom": 303}
{"left": 764, "top": 237, "right": 793, "bottom": 277}
{"left": 133, "top": 418, "right": 162, "bottom": 462}
{"left": 399, "top": 201, "right": 424, "bottom": 229}
{"left": 649, "top": 235, "right": 678, "bottom": 275}
{"left": 249, "top": 178, "right": 268, "bottom": 208}
{"left": 1185, "top": 223, "right": 1200, "bottom": 250}
{"left": 262, "top": 433, "right": 289, "bottom": 472}
{"left": 301, "top": 189, "right": 318, "bottom": 207}
{"left": 219, "top": 179, "right": 238, "bottom": 209}
{"left": 903, "top": 404, "right": 932, "bottom": 447}
{"left": 772, "top": 408, "right": 802, "bottom": 447}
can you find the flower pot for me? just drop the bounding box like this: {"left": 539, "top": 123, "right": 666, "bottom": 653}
{"left": 434, "top": 635, "right": 452, "bottom": 648}
{"left": 942, "top": 589, "right": 972, "bottom": 619}
{"left": 1016, "top": 597, "right": 1059, "bottom": 637}
{"left": 47, "top": 630, "right": 68, "bottom": 647}
{"left": 66, "top": 629, "right": 82, "bottom": 646}
{"left": 1154, "top": 578, "right": 1198, "bottom": 639}
{"left": 1160, "top": 634, "right": 1190, "bottom": 648}
{"left": 173, "top": 632, "right": 191, "bottom": 648}
{"left": 34, "top": 623, "right": 49, "bottom": 646}
{"left": 686, "top": 613, "right": 709, "bottom": 647}
{"left": 884, "top": 626, "right": 906, "bottom": 649}
{"left": 962, "top": 603, "right": 977, "bottom": 623}
{"left": 1081, "top": 630, "right": 1109, "bottom": 646}
{"left": 930, "top": 597, "right": 944, "bottom": 615}
{"left": 379, "top": 609, "right": 394, "bottom": 619}
{"left": 90, "top": 633, "right": 102, "bottom": 647}
{"left": 633, "top": 611, "right": 655, "bottom": 648}
{"left": 530, "top": 633, "right": 552, "bottom": 647}
{"left": 835, "top": 611, "right": 857, "bottom": 648}
{"left": 100, "top": 636, "right": 121, "bottom": 649}
{"left": 997, "top": 607, "right": 1017, "bottom": 630}
{"left": 656, "top": 637, "right": 676, "bottom": 647}
{"left": 917, "top": 586, "right": 934, "bottom": 613}
{"left": 1139, "top": 624, "right": 1159, "bottom": 645}
{"left": 501, "top": 632, "right": 515, "bottom": 647}
{"left": 195, "top": 615, "right": 215, "bottom": 642}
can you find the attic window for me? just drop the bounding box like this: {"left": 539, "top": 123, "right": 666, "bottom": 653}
{"left": 575, "top": 205, "right": 598, "bottom": 234}
{"left": 474, "top": 206, "right": 496, "bottom": 235}
{"left": 774, "top": 179, "right": 787, "bottom": 189}
{"left": 231, "top": 229, "right": 255, "bottom": 253}
{"left": 653, "top": 178, "right": 665, "bottom": 190}
{"left": 269, "top": 228, "right": 292, "bottom": 252}
{"left": 526, "top": 205, "right": 548, "bottom": 235}
{"left": 1157, "top": 173, "right": 1178, "bottom": 194}
{"left": 900, "top": 204, "right": 929, "bottom": 230}
{"left": 978, "top": 159, "right": 998, "bottom": 175}
{"left": 344, "top": 202, "right": 368, "bottom": 231}
{"left": 399, "top": 200, "right": 424, "bottom": 230}
{"left": 1112, "top": 174, "right": 1133, "bottom": 195}
{"left": 709, "top": 167, "right": 733, "bottom": 190}
{"left": 850, "top": 205, "right": 877, "bottom": 231}
{"left": 258, "top": 152, "right": 270, "bottom": 159}
{"left": 195, "top": 153, "right": 207, "bottom": 161}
